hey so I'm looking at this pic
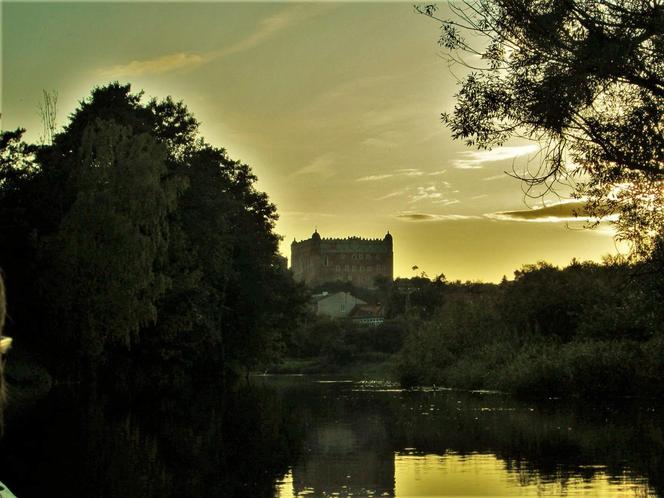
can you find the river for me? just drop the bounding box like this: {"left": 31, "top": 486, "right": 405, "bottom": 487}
{"left": 0, "top": 375, "right": 661, "bottom": 497}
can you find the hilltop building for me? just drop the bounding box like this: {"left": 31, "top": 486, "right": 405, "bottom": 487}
{"left": 291, "top": 230, "right": 393, "bottom": 289}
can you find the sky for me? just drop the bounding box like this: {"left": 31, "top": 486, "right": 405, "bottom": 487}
{"left": 2, "top": 2, "right": 622, "bottom": 282}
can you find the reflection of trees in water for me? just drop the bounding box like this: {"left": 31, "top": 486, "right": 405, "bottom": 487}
{"left": 292, "top": 400, "right": 395, "bottom": 496}
{"left": 274, "top": 379, "right": 663, "bottom": 497}
{"left": 386, "top": 391, "right": 664, "bottom": 496}
{"left": 0, "top": 383, "right": 305, "bottom": 498}
{"left": 0, "top": 379, "right": 662, "bottom": 497}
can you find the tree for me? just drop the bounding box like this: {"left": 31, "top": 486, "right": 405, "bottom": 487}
{"left": 0, "top": 83, "right": 307, "bottom": 383}
{"left": 418, "top": 1, "right": 664, "bottom": 257}
{"left": 41, "top": 118, "right": 174, "bottom": 369}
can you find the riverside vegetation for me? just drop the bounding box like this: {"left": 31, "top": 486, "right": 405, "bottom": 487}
{"left": 2, "top": 83, "right": 664, "bottom": 401}
{"left": 0, "top": 83, "right": 308, "bottom": 391}
{"left": 284, "top": 254, "right": 664, "bottom": 399}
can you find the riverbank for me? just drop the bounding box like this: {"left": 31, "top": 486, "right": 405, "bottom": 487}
{"left": 265, "top": 353, "right": 398, "bottom": 379}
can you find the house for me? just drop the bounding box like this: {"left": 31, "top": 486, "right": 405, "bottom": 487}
{"left": 313, "top": 291, "right": 367, "bottom": 318}
{"left": 349, "top": 304, "right": 385, "bottom": 327}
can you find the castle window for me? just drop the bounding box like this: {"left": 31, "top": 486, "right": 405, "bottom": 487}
{"left": 325, "top": 256, "right": 330, "bottom": 267}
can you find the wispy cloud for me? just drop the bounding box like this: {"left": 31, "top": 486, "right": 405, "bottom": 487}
{"left": 355, "top": 168, "right": 433, "bottom": 182}
{"left": 361, "top": 130, "right": 402, "bottom": 148}
{"left": 411, "top": 185, "right": 444, "bottom": 202}
{"left": 282, "top": 211, "right": 337, "bottom": 220}
{"left": 397, "top": 168, "right": 424, "bottom": 177}
{"left": 396, "top": 212, "right": 480, "bottom": 222}
{"left": 376, "top": 189, "right": 407, "bottom": 201}
{"left": 372, "top": 180, "right": 456, "bottom": 203}
{"left": 216, "top": 7, "right": 317, "bottom": 58}
{"left": 356, "top": 174, "right": 394, "bottom": 182}
{"left": 483, "top": 173, "right": 508, "bottom": 181}
{"left": 453, "top": 144, "right": 539, "bottom": 170}
{"left": 291, "top": 154, "right": 336, "bottom": 178}
{"left": 409, "top": 183, "right": 456, "bottom": 203}
{"left": 97, "top": 52, "right": 207, "bottom": 78}
{"left": 96, "top": 6, "right": 326, "bottom": 78}
{"left": 484, "top": 200, "right": 616, "bottom": 223}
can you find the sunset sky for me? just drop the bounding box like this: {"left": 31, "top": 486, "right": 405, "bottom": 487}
{"left": 2, "top": 2, "right": 621, "bottom": 281}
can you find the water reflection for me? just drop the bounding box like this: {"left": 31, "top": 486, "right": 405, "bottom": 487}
{"left": 0, "top": 376, "right": 661, "bottom": 497}
{"left": 270, "top": 377, "right": 661, "bottom": 498}
{"left": 394, "top": 453, "right": 653, "bottom": 497}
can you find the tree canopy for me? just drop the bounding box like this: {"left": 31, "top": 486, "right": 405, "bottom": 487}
{"left": 0, "top": 83, "right": 307, "bottom": 384}
{"left": 419, "top": 0, "right": 664, "bottom": 257}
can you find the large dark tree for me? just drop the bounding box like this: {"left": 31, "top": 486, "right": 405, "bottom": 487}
{"left": 419, "top": 1, "right": 664, "bottom": 257}
{"left": 0, "top": 83, "right": 306, "bottom": 384}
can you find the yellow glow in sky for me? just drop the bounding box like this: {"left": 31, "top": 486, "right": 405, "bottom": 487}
{"left": 2, "top": 2, "right": 621, "bottom": 281}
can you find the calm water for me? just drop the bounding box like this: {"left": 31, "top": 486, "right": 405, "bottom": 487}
{"left": 0, "top": 375, "right": 662, "bottom": 497}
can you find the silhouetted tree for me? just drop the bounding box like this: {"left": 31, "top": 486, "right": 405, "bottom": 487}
{"left": 0, "top": 83, "right": 307, "bottom": 384}
{"left": 419, "top": 1, "right": 664, "bottom": 257}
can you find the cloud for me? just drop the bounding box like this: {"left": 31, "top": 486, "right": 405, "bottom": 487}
{"left": 356, "top": 174, "right": 394, "bottom": 182}
{"left": 216, "top": 7, "right": 317, "bottom": 58}
{"left": 396, "top": 212, "right": 480, "bottom": 222}
{"left": 97, "top": 52, "right": 207, "bottom": 78}
{"left": 291, "top": 154, "right": 336, "bottom": 178}
{"left": 410, "top": 183, "right": 456, "bottom": 203}
{"left": 355, "top": 168, "right": 434, "bottom": 182}
{"left": 396, "top": 168, "right": 424, "bottom": 177}
{"left": 282, "top": 211, "right": 337, "bottom": 220}
{"left": 411, "top": 185, "right": 444, "bottom": 202}
{"left": 483, "top": 173, "right": 508, "bottom": 181}
{"left": 434, "top": 199, "right": 460, "bottom": 206}
{"left": 371, "top": 180, "right": 456, "bottom": 203}
{"left": 97, "top": 6, "right": 326, "bottom": 78}
{"left": 453, "top": 144, "right": 539, "bottom": 170}
{"left": 484, "top": 200, "right": 614, "bottom": 223}
{"left": 376, "top": 189, "right": 407, "bottom": 201}
{"left": 361, "top": 130, "right": 401, "bottom": 148}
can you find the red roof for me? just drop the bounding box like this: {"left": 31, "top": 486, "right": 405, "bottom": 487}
{"left": 349, "top": 304, "right": 384, "bottom": 319}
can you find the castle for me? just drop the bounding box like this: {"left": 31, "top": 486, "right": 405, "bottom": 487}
{"left": 291, "top": 230, "right": 393, "bottom": 289}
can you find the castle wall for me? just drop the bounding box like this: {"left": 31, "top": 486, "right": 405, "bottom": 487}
{"left": 291, "top": 232, "right": 393, "bottom": 289}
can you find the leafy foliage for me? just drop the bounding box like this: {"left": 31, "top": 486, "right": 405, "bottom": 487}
{"left": 0, "top": 83, "right": 306, "bottom": 384}
{"left": 419, "top": 1, "right": 664, "bottom": 257}
{"left": 396, "top": 258, "right": 664, "bottom": 396}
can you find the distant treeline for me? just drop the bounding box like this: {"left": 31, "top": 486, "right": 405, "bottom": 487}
{"left": 396, "top": 257, "right": 664, "bottom": 398}
{"left": 0, "top": 83, "right": 307, "bottom": 387}
{"left": 282, "top": 255, "right": 664, "bottom": 398}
